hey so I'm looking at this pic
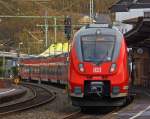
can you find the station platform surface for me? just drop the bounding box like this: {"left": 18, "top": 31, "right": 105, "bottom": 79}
{"left": 104, "top": 88, "right": 150, "bottom": 119}
{"left": 0, "top": 85, "right": 27, "bottom": 103}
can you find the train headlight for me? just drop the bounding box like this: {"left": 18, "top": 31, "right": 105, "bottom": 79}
{"left": 110, "top": 63, "right": 117, "bottom": 73}
{"left": 112, "top": 86, "right": 120, "bottom": 94}
{"left": 79, "top": 63, "right": 84, "bottom": 72}
{"left": 74, "top": 87, "right": 82, "bottom": 95}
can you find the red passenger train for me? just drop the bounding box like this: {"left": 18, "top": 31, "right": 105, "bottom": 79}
{"left": 19, "top": 53, "right": 68, "bottom": 84}
{"left": 68, "top": 24, "right": 132, "bottom": 108}
{"left": 20, "top": 23, "right": 132, "bottom": 108}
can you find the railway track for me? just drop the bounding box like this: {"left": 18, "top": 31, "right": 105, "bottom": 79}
{"left": 62, "top": 111, "right": 83, "bottom": 119}
{"left": 61, "top": 107, "right": 121, "bottom": 119}
{"left": 0, "top": 82, "right": 56, "bottom": 116}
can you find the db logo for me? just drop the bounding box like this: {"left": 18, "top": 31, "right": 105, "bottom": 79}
{"left": 93, "top": 67, "right": 101, "bottom": 73}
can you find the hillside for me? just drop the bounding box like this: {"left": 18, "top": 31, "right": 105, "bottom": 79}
{"left": 0, "top": 0, "right": 117, "bottom": 54}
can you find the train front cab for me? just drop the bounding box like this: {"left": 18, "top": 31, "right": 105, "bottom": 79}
{"left": 69, "top": 24, "right": 131, "bottom": 107}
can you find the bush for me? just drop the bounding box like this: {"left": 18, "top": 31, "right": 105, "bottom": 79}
{"left": 11, "top": 66, "right": 18, "bottom": 76}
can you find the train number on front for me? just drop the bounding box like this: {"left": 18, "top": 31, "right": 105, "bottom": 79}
{"left": 93, "top": 67, "right": 101, "bottom": 73}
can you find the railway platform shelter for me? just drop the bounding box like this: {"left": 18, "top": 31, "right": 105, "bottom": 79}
{"left": 124, "top": 16, "right": 150, "bottom": 88}
{"left": 99, "top": 1, "right": 150, "bottom": 118}
{"left": 103, "top": 20, "right": 150, "bottom": 116}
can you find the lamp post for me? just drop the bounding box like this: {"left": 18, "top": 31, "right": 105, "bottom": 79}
{"left": 19, "top": 42, "right": 23, "bottom": 51}
{"left": 17, "top": 42, "right": 23, "bottom": 76}
{"left": 90, "top": 0, "right": 94, "bottom": 23}
{"left": 18, "top": 42, "right": 23, "bottom": 59}
{"left": 0, "top": 44, "right": 5, "bottom": 79}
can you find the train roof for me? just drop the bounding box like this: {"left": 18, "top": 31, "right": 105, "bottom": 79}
{"left": 20, "top": 52, "right": 68, "bottom": 65}
{"left": 72, "top": 24, "right": 124, "bottom": 62}
{"left": 125, "top": 17, "right": 150, "bottom": 47}
{"left": 74, "top": 24, "right": 123, "bottom": 40}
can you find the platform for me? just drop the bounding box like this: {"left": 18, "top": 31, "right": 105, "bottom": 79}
{"left": 104, "top": 87, "right": 150, "bottom": 119}
{"left": 0, "top": 85, "right": 27, "bottom": 104}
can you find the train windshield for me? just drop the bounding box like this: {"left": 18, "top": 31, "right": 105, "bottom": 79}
{"left": 81, "top": 35, "right": 115, "bottom": 63}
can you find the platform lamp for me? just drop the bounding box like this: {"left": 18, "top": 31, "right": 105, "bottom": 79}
{"left": 0, "top": 43, "right": 5, "bottom": 79}
{"left": 17, "top": 42, "right": 23, "bottom": 76}
{"left": 18, "top": 42, "right": 23, "bottom": 58}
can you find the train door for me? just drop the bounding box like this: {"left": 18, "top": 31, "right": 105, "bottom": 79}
{"left": 40, "top": 66, "right": 44, "bottom": 81}
{"left": 42, "top": 65, "right": 48, "bottom": 82}
{"left": 54, "top": 65, "right": 59, "bottom": 83}
{"left": 45, "top": 65, "right": 49, "bottom": 81}
{"left": 31, "top": 66, "right": 36, "bottom": 80}
{"left": 48, "top": 64, "right": 52, "bottom": 82}
{"left": 37, "top": 65, "right": 40, "bottom": 80}
{"left": 28, "top": 66, "right": 32, "bottom": 81}
{"left": 57, "top": 65, "right": 62, "bottom": 84}
{"left": 50, "top": 65, "right": 56, "bottom": 83}
{"left": 34, "top": 65, "right": 39, "bottom": 80}
{"left": 47, "top": 64, "right": 51, "bottom": 82}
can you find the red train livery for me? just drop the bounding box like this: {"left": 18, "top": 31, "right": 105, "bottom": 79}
{"left": 19, "top": 54, "right": 68, "bottom": 84}
{"left": 68, "top": 24, "right": 132, "bottom": 108}
{"left": 20, "top": 23, "right": 132, "bottom": 108}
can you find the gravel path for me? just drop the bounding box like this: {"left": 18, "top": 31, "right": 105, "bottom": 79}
{"left": 0, "top": 83, "right": 132, "bottom": 119}
{"left": 0, "top": 83, "right": 79, "bottom": 119}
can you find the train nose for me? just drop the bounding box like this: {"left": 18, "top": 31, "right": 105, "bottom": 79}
{"left": 74, "top": 87, "right": 82, "bottom": 95}
{"left": 112, "top": 86, "right": 120, "bottom": 95}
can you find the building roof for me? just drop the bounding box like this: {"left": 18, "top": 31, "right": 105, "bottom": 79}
{"left": 110, "top": 0, "right": 150, "bottom": 12}
{"left": 125, "top": 17, "right": 150, "bottom": 47}
{"left": 39, "top": 42, "right": 70, "bottom": 57}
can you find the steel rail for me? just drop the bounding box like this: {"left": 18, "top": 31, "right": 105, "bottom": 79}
{"left": 61, "top": 111, "right": 83, "bottom": 119}
{"left": 0, "top": 83, "right": 56, "bottom": 115}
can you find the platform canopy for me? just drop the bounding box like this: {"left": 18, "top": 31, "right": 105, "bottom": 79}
{"left": 110, "top": 0, "right": 150, "bottom": 12}
{"left": 125, "top": 17, "right": 150, "bottom": 47}
{"left": 39, "top": 42, "right": 70, "bottom": 57}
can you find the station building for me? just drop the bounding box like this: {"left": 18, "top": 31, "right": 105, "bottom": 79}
{"left": 111, "top": 0, "right": 150, "bottom": 87}
{"left": 111, "top": 0, "right": 150, "bottom": 34}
